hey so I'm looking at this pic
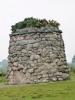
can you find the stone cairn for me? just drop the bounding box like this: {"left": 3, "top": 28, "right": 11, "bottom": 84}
{"left": 7, "top": 18, "right": 69, "bottom": 84}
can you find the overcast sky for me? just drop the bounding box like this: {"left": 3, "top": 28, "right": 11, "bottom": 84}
{"left": 0, "top": 0, "right": 75, "bottom": 62}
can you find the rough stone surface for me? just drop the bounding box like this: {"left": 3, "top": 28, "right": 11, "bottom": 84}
{"left": 7, "top": 27, "right": 69, "bottom": 84}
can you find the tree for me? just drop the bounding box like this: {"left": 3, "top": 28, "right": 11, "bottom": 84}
{"left": 0, "top": 59, "right": 8, "bottom": 74}
{"left": 72, "top": 55, "right": 75, "bottom": 64}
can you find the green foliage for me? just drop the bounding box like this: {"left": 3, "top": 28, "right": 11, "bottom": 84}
{"left": 11, "top": 17, "right": 60, "bottom": 33}
{"left": 0, "top": 75, "right": 6, "bottom": 83}
{"left": 0, "top": 72, "right": 6, "bottom": 77}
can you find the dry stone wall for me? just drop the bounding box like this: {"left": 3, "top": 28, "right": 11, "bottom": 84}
{"left": 7, "top": 27, "right": 69, "bottom": 84}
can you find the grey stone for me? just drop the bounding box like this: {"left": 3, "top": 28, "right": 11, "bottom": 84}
{"left": 27, "top": 44, "right": 33, "bottom": 49}
{"left": 62, "top": 73, "right": 69, "bottom": 80}
{"left": 13, "top": 62, "right": 18, "bottom": 67}
{"left": 58, "top": 78, "right": 63, "bottom": 81}
{"left": 16, "top": 46, "right": 21, "bottom": 51}
{"left": 30, "top": 54, "right": 40, "bottom": 60}
{"left": 32, "top": 43, "right": 39, "bottom": 48}
{"left": 51, "top": 77, "right": 57, "bottom": 81}
{"left": 28, "top": 69, "right": 34, "bottom": 73}
{"left": 18, "top": 64, "right": 24, "bottom": 70}
{"left": 12, "top": 67, "right": 18, "bottom": 71}
{"left": 37, "top": 75, "right": 42, "bottom": 79}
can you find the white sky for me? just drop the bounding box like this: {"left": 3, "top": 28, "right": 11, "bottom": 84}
{"left": 0, "top": 0, "right": 75, "bottom": 62}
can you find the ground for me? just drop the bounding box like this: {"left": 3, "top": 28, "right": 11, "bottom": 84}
{"left": 0, "top": 72, "right": 75, "bottom": 100}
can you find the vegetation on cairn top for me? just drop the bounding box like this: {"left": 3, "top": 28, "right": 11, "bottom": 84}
{"left": 11, "top": 17, "right": 60, "bottom": 33}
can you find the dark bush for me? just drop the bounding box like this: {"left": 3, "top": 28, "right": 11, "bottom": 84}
{"left": 0, "top": 72, "right": 6, "bottom": 77}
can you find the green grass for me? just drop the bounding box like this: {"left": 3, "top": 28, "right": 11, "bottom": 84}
{"left": 0, "top": 72, "right": 75, "bottom": 100}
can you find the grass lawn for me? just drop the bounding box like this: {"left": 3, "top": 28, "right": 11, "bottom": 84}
{"left": 0, "top": 72, "right": 75, "bottom": 100}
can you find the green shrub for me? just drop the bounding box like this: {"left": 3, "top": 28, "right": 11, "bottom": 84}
{"left": 0, "top": 71, "right": 6, "bottom": 83}
{"left": 0, "top": 72, "right": 6, "bottom": 77}
{"left": 11, "top": 17, "right": 60, "bottom": 33}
